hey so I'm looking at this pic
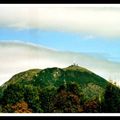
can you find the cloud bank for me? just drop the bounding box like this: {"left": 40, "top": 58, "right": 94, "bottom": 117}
{"left": 0, "top": 7, "right": 120, "bottom": 37}
{"left": 0, "top": 41, "right": 120, "bottom": 86}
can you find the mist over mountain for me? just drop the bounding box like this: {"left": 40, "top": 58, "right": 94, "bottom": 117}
{"left": 0, "top": 41, "right": 120, "bottom": 86}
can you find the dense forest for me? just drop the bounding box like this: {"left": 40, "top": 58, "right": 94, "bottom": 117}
{"left": 0, "top": 65, "right": 120, "bottom": 113}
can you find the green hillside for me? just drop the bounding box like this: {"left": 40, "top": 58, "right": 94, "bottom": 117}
{"left": 0, "top": 65, "right": 120, "bottom": 113}
{"left": 4, "top": 65, "right": 108, "bottom": 88}
{"left": 3, "top": 69, "right": 41, "bottom": 86}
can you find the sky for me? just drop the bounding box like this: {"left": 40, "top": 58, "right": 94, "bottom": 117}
{"left": 0, "top": 5, "right": 120, "bottom": 86}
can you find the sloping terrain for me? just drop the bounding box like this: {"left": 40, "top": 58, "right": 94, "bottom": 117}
{"left": 0, "top": 65, "right": 119, "bottom": 113}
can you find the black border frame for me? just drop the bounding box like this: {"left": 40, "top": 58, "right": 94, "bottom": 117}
{"left": 0, "top": 1, "right": 120, "bottom": 120}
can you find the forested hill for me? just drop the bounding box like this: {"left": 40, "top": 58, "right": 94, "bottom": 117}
{"left": 0, "top": 65, "right": 120, "bottom": 113}
{"left": 3, "top": 65, "right": 108, "bottom": 89}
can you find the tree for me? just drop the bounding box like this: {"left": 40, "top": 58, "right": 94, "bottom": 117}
{"left": 1, "top": 83, "right": 24, "bottom": 105}
{"left": 39, "top": 86, "right": 56, "bottom": 112}
{"left": 83, "top": 97, "right": 101, "bottom": 113}
{"left": 66, "top": 82, "right": 81, "bottom": 95}
{"left": 11, "top": 101, "right": 32, "bottom": 113}
{"left": 23, "top": 85, "right": 43, "bottom": 113}
{"left": 103, "top": 82, "right": 120, "bottom": 112}
{"left": 50, "top": 84, "right": 84, "bottom": 113}
{"left": 2, "top": 101, "right": 32, "bottom": 113}
{"left": 1, "top": 83, "right": 43, "bottom": 113}
{"left": 2, "top": 104, "right": 13, "bottom": 113}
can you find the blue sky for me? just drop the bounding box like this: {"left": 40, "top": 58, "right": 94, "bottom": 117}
{"left": 0, "top": 28, "right": 120, "bottom": 63}
{"left": 1, "top": 6, "right": 120, "bottom": 85}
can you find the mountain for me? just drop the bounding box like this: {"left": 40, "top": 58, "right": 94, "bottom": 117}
{"left": 0, "top": 65, "right": 119, "bottom": 113}
{"left": 3, "top": 64, "right": 108, "bottom": 88}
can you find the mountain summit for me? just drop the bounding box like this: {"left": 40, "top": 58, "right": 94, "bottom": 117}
{"left": 3, "top": 65, "right": 108, "bottom": 89}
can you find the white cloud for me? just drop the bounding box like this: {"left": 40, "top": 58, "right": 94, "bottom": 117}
{"left": 0, "top": 41, "right": 120, "bottom": 86}
{"left": 0, "top": 7, "right": 120, "bottom": 37}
